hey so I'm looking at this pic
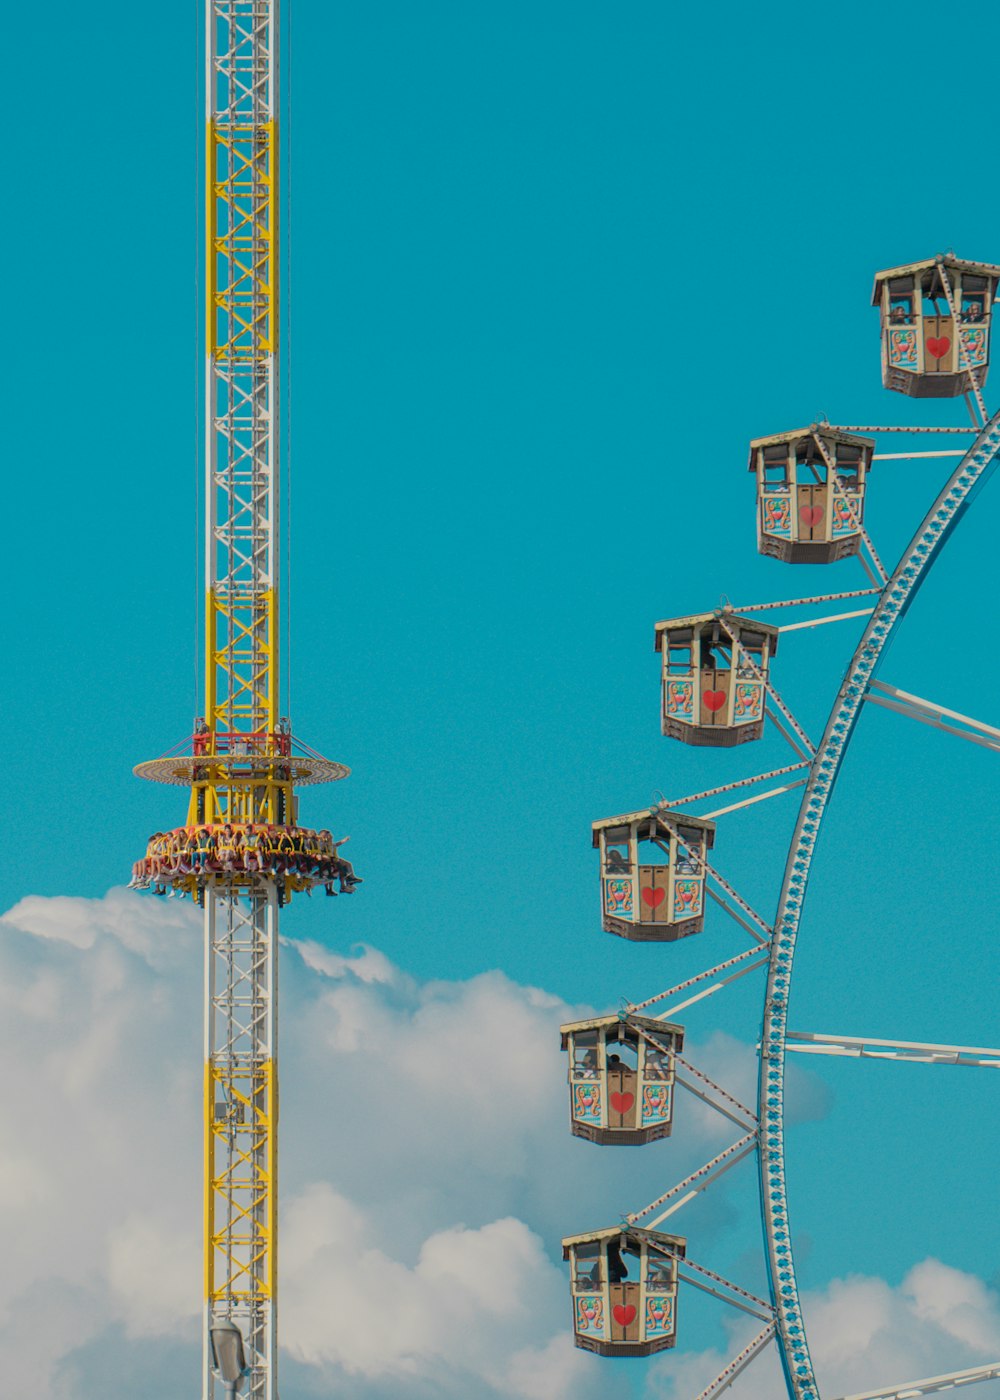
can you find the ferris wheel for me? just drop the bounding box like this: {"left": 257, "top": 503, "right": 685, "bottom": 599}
{"left": 560, "top": 254, "right": 1000, "bottom": 1400}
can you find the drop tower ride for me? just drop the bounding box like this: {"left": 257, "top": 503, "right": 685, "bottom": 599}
{"left": 131, "top": 5, "right": 354, "bottom": 1396}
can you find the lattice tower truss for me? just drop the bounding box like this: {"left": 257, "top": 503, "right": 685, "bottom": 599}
{"left": 132, "top": 5, "right": 351, "bottom": 1397}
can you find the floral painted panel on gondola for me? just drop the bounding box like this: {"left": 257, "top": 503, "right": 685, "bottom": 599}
{"left": 575, "top": 1295, "right": 606, "bottom": 1337}
{"left": 645, "top": 1295, "right": 674, "bottom": 1337}
{"left": 671, "top": 878, "right": 702, "bottom": 920}
{"left": 666, "top": 680, "right": 694, "bottom": 719}
{"left": 573, "top": 1082, "right": 602, "bottom": 1126}
{"left": 604, "top": 878, "right": 634, "bottom": 919}
{"left": 960, "top": 326, "right": 988, "bottom": 367}
{"left": 888, "top": 327, "right": 918, "bottom": 369}
{"left": 733, "top": 680, "right": 764, "bottom": 724}
{"left": 762, "top": 494, "right": 792, "bottom": 537}
{"left": 831, "top": 493, "right": 860, "bottom": 537}
{"left": 641, "top": 1083, "right": 672, "bottom": 1126}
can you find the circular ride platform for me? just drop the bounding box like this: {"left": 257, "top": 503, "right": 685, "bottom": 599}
{"left": 133, "top": 753, "right": 351, "bottom": 787}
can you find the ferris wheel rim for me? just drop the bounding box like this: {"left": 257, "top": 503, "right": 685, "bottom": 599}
{"left": 757, "top": 407, "right": 1000, "bottom": 1400}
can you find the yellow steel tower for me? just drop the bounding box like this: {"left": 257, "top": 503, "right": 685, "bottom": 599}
{"left": 132, "top": 5, "right": 354, "bottom": 1396}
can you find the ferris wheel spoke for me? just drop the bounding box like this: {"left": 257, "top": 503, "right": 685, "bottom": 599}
{"left": 673, "top": 1056, "right": 758, "bottom": 1128}
{"left": 700, "top": 778, "right": 809, "bottom": 820}
{"left": 630, "top": 1022, "right": 758, "bottom": 1127}
{"left": 692, "top": 1324, "right": 777, "bottom": 1400}
{"left": 676, "top": 1257, "right": 775, "bottom": 1323}
{"left": 785, "top": 1032, "right": 1000, "bottom": 1068}
{"left": 704, "top": 886, "right": 771, "bottom": 946}
{"left": 857, "top": 550, "right": 885, "bottom": 590}
{"left": 656, "top": 812, "right": 773, "bottom": 943}
{"left": 626, "top": 947, "right": 769, "bottom": 1016}
{"left": 853, "top": 517, "right": 887, "bottom": 586}
{"left": 731, "top": 588, "right": 882, "bottom": 614}
{"left": 661, "top": 761, "right": 812, "bottom": 811}
{"left": 872, "top": 449, "right": 968, "bottom": 460}
{"left": 647, "top": 954, "right": 771, "bottom": 1019}
{"left": 827, "top": 424, "right": 978, "bottom": 434}
{"left": 717, "top": 614, "right": 818, "bottom": 756}
{"left": 831, "top": 1360, "right": 1000, "bottom": 1400}
{"left": 766, "top": 705, "right": 816, "bottom": 761}
{"left": 626, "top": 1133, "right": 758, "bottom": 1228}
{"left": 777, "top": 608, "right": 876, "bottom": 634}
{"left": 963, "top": 391, "right": 985, "bottom": 428}
{"left": 812, "top": 434, "right": 890, "bottom": 585}
{"left": 864, "top": 680, "right": 1000, "bottom": 751}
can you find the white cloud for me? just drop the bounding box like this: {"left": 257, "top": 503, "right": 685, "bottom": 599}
{"left": 0, "top": 888, "right": 624, "bottom": 1399}
{"left": 0, "top": 886, "right": 865, "bottom": 1400}
{"left": 280, "top": 1183, "right": 610, "bottom": 1399}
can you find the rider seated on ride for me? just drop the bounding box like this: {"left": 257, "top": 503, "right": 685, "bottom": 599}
{"left": 194, "top": 826, "right": 216, "bottom": 870}
{"left": 244, "top": 824, "right": 263, "bottom": 871}
{"left": 330, "top": 834, "right": 363, "bottom": 892}
{"left": 217, "top": 823, "right": 238, "bottom": 872}
{"left": 276, "top": 826, "right": 295, "bottom": 873}
{"left": 145, "top": 823, "right": 358, "bottom": 886}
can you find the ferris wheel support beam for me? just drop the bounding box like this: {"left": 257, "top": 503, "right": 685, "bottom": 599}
{"left": 777, "top": 608, "right": 875, "bottom": 633}
{"left": 863, "top": 680, "right": 1000, "bottom": 751}
{"left": 693, "top": 1324, "right": 777, "bottom": 1400}
{"left": 766, "top": 706, "right": 815, "bottom": 762}
{"left": 674, "top": 1053, "right": 757, "bottom": 1125}
{"left": 863, "top": 697, "right": 1000, "bottom": 752}
{"left": 628, "top": 1133, "right": 758, "bottom": 1227}
{"left": 871, "top": 449, "right": 966, "bottom": 459}
{"left": 662, "top": 761, "right": 811, "bottom": 810}
{"left": 701, "top": 778, "right": 808, "bottom": 820}
{"left": 758, "top": 409, "right": 1000, "bottom": 1400}
{"left": 733, "top": 588, "right": 882, "bottom": 613}
{"left": 626, "top": 946, "right": 767, "bottom": 1016}
{"left": 656, "top": 811, "right": 774, "bottom": 942}
{"left": 677, "top": 1258, "right": 775, "bottom": 1324}
{"left": 717, "top": 615, "right": 817, "bottom": 755}
{"left": 785, "top": 1032, "right": 1000, "bottom": 1068}
{"left": 831, "top": 1360, "right": 1000, "bottom": 1400}
{"left": 828, "top": 424, "right": 977, "bottom": 434}
{"left": 652, "top": 955, "right": 770, "bottom": 1020}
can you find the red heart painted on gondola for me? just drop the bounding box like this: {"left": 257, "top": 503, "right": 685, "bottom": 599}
{"left": 610, "top": 1091, "right": 634, "bottom": 1113}
{"left": 702, "top": 689, "right": 726, "bottom": 712}
{"left": 799, "top": 505, "right": 823, "bottom": 527}
{"left": 613, "top": 1304, "right": 637, "bottom": 1327}
{"left": 927, "top": 336, "right": 951, "bottom": 359}
{"left": 641, "top": 886, "right": 665, "bottom": 909}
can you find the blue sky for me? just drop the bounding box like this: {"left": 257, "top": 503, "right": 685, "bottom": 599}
{"left": 5, "top": 1, "right": 1000, "bottom": 1397}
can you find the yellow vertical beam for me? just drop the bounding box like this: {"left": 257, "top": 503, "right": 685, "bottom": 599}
{"left": 206, "top": 1062, "right": 276, "bottom": 1303}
